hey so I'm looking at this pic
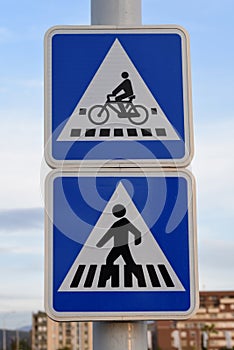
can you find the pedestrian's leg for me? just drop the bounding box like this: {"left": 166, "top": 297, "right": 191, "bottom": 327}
{"left": 99, "top": 248, "right": 121, "bottom": 288}
{"left": 120, "top": 245, "right": 136, "bottom": 266}
{"left": 106, "top": 247, "right": 121, "bottom": 265}
{"left": 121, "top": 246, "right": 146, "bottom": 287}
{"left": 116, "top": 94, "right": 128, "bottom": 114}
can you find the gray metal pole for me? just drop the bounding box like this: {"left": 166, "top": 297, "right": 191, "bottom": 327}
{"left": 3, "top": 329, "right": 6, "bottom": 350}
{"left": 90, "top": 2, "right": 147, "bottom": 350}
{"left": 16, "top": 329, "right": 19, "bottom": 350}
{"left": 93, "top": 321, "right": 147, "bottom": 350}
{"left": 91, "top": 0, "right": 142, "bottom": 26}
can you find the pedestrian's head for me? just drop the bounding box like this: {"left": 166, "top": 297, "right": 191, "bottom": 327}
{"left": 121, "top": 72, "right": 129, "bottom": 79}
{"left": 112, "top": 204, "right": 126, "bottom": 218}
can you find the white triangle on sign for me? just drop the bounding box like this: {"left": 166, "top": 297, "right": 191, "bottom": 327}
{"left": 57, "top": 39, "right": 180, "bottom": 142}
{"left": 59, "top": 182, "right": 185, "bottom": 292}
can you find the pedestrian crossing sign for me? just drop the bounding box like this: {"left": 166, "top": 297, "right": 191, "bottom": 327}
{"left": 45, "top": 170, "right": 198, "bottom": 321}
{"left": 44, "top": 26, "right": 193, "bottom": 168}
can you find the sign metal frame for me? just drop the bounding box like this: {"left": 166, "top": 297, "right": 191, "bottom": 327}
{"left": 44, "top": 25, "right": 194, "bottom": 168}
{"left": 45, "top": 169, "right": 198, "bottom": 321}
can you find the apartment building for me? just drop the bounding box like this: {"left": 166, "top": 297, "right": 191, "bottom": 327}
{"left": 32, "top": 292, "right": 234, "bottom": 350}
{"left": 150, "top": 291, "right": 234, "bottom": 350}
{"left": 32, "top": 311, "right": 92, "bottom": 350}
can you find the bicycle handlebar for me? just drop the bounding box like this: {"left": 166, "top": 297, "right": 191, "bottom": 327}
{"left": 106, "top": 94, "right": 114, "bottom": 102}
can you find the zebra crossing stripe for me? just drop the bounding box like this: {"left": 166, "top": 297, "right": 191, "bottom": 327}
{"left": 124, "top": 265, "right": 146, "bottom": 288}
{"left": 70, "top": 265, "right": 85, "bottom": 288}
{"left": 98, "top": 265, "right": 119, "bottom": 288}
{"left": 127, "top": 129, "right": 138, "bottom": 136}
{"left": 146, "top": 265, "right": 161, "bottom": 287}
{"left": 84, "top": 265, "right": 97, "bottom": 288}
{"left": 141, "top": 128, "right": 152, "bottom": 136}
{"left": 114, "top": 128, "right": 124, "bottom": 137}
{"left": 85, "top": 129, "right": 96, "bottom": 137}
{"left": 70, "top": 128, "right": 81, "bottom": 137}
{"left": 158, "top": 264, "right": 175, "bottom": 287}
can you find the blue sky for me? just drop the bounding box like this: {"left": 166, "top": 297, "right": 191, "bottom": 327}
{"left": 0, "top": 0, "right": 234, "bottom": 328}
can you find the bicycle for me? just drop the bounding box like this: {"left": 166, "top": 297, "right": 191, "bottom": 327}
{"left": 88, "top": 95, "right": 149, "bottom": 125}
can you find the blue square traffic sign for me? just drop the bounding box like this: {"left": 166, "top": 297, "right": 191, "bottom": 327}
{"left": 44, "top": 26, "right": 193, "bottom": 168}
{"left": 45, "top": 170, "right": 198, "bottom": 321}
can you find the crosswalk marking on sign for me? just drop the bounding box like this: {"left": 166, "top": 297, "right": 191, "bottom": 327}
{"left": 69, "top": 264, "right": 177, "bottom": 290}
{"left": 69, "top": 127, "right": 168, "bottom": 140}
{"left": 58, "top": 182, "right": 185, "bottom": 292}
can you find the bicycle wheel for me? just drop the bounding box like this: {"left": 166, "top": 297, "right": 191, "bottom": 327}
{"left": 129, "top": 105, "right": 149, "bottom": 125}
{"left": 88, "top": 105, "right": 109, "bottom": 125}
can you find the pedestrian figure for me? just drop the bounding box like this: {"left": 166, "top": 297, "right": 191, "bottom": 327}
{"left": 96, "top": 204, "right": 141, "bottom": 266}
{"left": 97, "top": 204, "right": 146, "bottom": 288}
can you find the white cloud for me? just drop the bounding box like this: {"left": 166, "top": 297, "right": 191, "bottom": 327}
{"left": 0, "top": 243, "right": 42, "bottom": 255}
{"left": 192, "top": 118, "right": 234, "bottom": 215}
{"left": 191, "top": 118, "right": 234, "bottom": 290}
{"left": 0, "top": 226, "right": 44, "bottom": 318}
{"left": 0, "top": 112, "right": 43, "bottom": 209}
{"left": 0, "top": 311, "right": 34, "bottom": 330}
{"left": 0, "top": 208, "right": 43, "bottom": 232}
{"left": 198, "top": 238, "right": 234, "bottom": 290}
{"left": 0, "top": 295, "right": 43, "bottom": 313}
{"left": 0, "top": 272, "right": 44, "bottom": 320}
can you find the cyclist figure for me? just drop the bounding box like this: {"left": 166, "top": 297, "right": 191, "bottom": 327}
{"left": 88, "top": 71, "right": 149, "bottom": 125}
{"left": 107, "top": 72, "right": 134, "bottom": 114}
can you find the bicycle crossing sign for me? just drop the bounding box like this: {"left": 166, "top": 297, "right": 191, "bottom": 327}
{"left": 45, "top": 170, "right": 198, "bottom": 321}
{"left": 44, "top": 26, "right": 194, "bottom": 167}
